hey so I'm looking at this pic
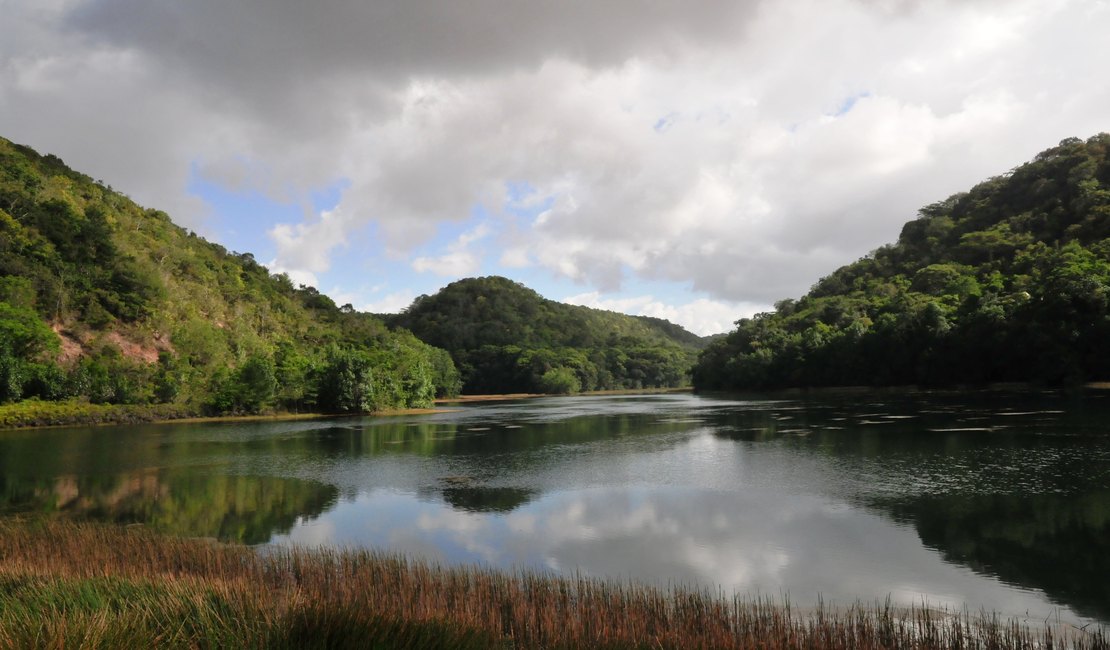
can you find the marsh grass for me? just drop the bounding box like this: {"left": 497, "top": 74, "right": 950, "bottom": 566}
{"left": 0, "top": 518, "right": 1104, "bottom": 649}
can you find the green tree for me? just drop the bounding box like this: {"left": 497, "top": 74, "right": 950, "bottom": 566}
{"left": 0, "top": 302, "right": 58, "bottom": 358}
{"left": 316, "top": 348, "right": 375, "bottom": 413}
{"left": 538, "top": 367, "right": 580, "bottom": 394}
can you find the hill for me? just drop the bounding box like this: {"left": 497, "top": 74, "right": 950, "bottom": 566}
{"left": 693, "top": 134, "right": 1110, "bottom": 391}
{"left": 0, "top": 136, "right": 459, "bottom": 419}
{"left": 387, "top": 276, "right": 707, "bottom": 393}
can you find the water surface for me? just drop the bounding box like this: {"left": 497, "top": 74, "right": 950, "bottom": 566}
{"left": 2, "top": 390, "right": 1108, "bottom": 625}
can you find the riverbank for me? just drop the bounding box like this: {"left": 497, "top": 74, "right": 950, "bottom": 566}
{"left": 0, "top": 399, "right": 201, "bottom": 430}
{"left": 698, "top": 381, "right": 1110, "bottom": 401}
{"left": 0, "top": 399, "right": 464, "bottom": 431}
{"left": 437, "top": 386, "right": 692, "bottom": 404}
{"left": 0, "top": 517, "right": 1103, "bottom": 649}
{"left": 0, "top": 387, "right": 694, "bottom": 431}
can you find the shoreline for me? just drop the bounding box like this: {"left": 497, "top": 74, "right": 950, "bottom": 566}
{"left": 436, "top": 386, "right": 693, "bottom": 405}
{"left": 5, "top": 382, "right": 1105, "bottom": 432}
{"left": 697, "top": 381, "right": 1110, "bottom": 400}
{"left": 0, "top": 387, "right": 694, "bottom": 432}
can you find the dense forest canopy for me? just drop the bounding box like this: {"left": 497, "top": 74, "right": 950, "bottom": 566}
{"left": 0, "top": 136, "right": 460, "bottom": 415}
{"left": 694, "top": 134, "right": 1110, "bottom": 391}
{"left": 387, "top": 276, "right": 706, "bottom": 394}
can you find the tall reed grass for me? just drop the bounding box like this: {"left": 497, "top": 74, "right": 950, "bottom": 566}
{"left": 0, "top": 518, "right": 1104, "bottom": 649}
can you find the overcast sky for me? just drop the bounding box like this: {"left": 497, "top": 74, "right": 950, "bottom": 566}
{"left": 3, "top": 0, "right": 1109, "bottom": 335}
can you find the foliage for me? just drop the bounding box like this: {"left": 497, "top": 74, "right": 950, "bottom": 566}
{"left": 315, "top": 347, "right": 376, "bottom": 413}
{"left": 0, "top": 303, "right": 58, "bottom": 359}
{"left": 694, "top": 134, "right": 1110, "bottom": 391}
{"left": 537, "top": 367, "right": 581, "bottom": 394}
{"left": 389, "top": 276, "right": 706, "bottom": 394}
{"left": 206, "top": 354, "right": 276, "bottom": 414}
{"left": 0, "top": 399, "right": 198, "bottom": 429}
{"left": 0, "top": 136, "right": 459, "bottom": 417}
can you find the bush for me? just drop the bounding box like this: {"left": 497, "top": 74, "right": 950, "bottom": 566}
{"left": 538, "top": 367, "right": 580, "bottom": 394}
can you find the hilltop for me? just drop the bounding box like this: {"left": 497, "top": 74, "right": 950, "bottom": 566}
{"left": 387, "top": 276, "right": 707, "bottom": 393}
{"left": 694, "top": 134, "right": 1110, "bottom": 391}
{"left": 0, "top": 137, "right": 459, "bottom": 421}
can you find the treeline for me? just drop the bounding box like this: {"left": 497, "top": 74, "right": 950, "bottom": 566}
{"left": 0, "top": 137, "right": 460, "bottom": 417}
{"left": 387, "top": 276, "right": 704, "bottom": 394}
{"left": 694, "top": 134, "right": 1110, "bottom": 391}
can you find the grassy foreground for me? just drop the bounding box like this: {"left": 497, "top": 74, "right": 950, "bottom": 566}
{"left": 0, "top": 519, "right": 1105, "bottom": 649}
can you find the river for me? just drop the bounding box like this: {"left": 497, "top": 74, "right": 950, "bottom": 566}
{"left": 1, "top": 390, "right": 1107, "bottom": 625}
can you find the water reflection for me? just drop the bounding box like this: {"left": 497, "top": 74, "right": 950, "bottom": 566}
{"left": 439, "top": 486, "right": 537, "bottom": 513}
{"left": 880, "top": 492, "right": 1110, "bottom": 622}
{"left": 273, "top": 486, "right": 1076, "bottom": 624}
{"left": 0, "top": 470, "right": 336, "bottom": 544}
{"left": 1, "top": 391, "right": 1108, "bottom": 624}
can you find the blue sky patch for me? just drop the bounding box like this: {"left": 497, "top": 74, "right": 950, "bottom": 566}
{"left": 831, "top": 92, "right": 870, "bottom": 117}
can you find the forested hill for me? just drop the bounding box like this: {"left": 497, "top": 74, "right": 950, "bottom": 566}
{"left": 694, "top": 134, "right": 1110, "bottom": 391}
{"left": 386, "top": 276, "right": 707, "bottom": 394}
{"left": 0, "top": 136, "right": 459, "bottom": 418}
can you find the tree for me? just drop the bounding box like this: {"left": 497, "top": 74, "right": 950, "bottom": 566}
{"left": 0, "top": 302, "right": 58, "bottom": 358}
{"left": 316, "top": 348, "right": 375, "bottom": 413}
{"left": 235, "top": 354, "right": 277, "bottom": 413}
{"left": 538, "top": 367, "right": 580, "bottom": 394}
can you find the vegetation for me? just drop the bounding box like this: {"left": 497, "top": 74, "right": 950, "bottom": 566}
{"left": 694, "top": 134, "right": 1110, "bottom": 391}
{"left": 0, "top": 137, "right": 461, "bottom": 422}
{"left": 388, "top": 276, "right": 705, "bottom": 394}
{"left": 0, "top": 398, "right": 199, "bottom": 429}
{"left": 0, "top": 518, "right": 1104, "bottom": 649}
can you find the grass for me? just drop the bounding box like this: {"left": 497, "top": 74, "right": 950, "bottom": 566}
{"left": 0, "top": 518, "right": 1105, "bottom": 649}
{"left": 0, "top": 399, "right": 457, "bottom": 431}
{"left": 0, "top": 398, "right": 200, "bottom": 430}
{"left": 0, "top": 387, "right": 689, "bottom": 431}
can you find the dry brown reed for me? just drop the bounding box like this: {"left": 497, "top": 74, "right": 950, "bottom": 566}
{"left": 0, "top": 517, "right": 1104, "bottom": 649}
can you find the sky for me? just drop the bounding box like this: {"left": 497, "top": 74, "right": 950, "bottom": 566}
{"left": 2, "top": 0, "right": 1109, "bottom": 335}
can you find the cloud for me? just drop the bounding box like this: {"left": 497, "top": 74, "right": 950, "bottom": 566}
{"left": 62, "top": 0, "right": 766, "bottom": 82}
{"left": 411, "top": 223, "right": 491, "bottom": 277}
{"left": 563, "top": 292, "right": 766, "bottom": 336}
{"left": 2, "top": 0, "right": 1108, "bottom": 313}
{"left": 361, "top": 291, "right": 418, "bottom": 315}
{"left": 268, "top": 207, "right": 354, "bottom": 275}
{"left": 412, "top": 251, "right": 480, "bottom": 277}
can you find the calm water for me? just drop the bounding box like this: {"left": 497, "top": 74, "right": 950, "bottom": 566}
{"left": 2, "top": 391, "right": 1109, "bottom": 625}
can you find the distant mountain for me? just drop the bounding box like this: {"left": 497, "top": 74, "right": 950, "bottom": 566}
{"left": 694, "top": 134, "right": 1110, "bottom": 390}
{"left": 387, "top": 276, "right": 707, "bottom": 393}
{"left": 0, "top": 136, "right": 458, "bottom": 416}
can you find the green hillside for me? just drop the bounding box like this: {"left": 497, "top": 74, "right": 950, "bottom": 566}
{"left": 388, "top": 276, "right": 706, "bottom": 393}
{"left": 0, "top": 137, "right": 459, "bottom": 421}
{"left": 694, "top": 134, "right": 1110, "bottom": 391}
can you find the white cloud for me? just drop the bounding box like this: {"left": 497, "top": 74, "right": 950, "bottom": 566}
{"left": 266, "top": 265, "right": 318, "bottom": 291}
{"left": 268, "top": 207, "right": 353, "bottom": 276}
{"left": 412, "top": 251, "right": 479, "bottom": 277}
{"left": 563, "top": 292, "right": 768, "bottom": 336}
{"left": 411, "top": 223, "right": 491, "bottom": 277}
{"left": 361, "top": 290, "right": 418, "bottom": 314}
